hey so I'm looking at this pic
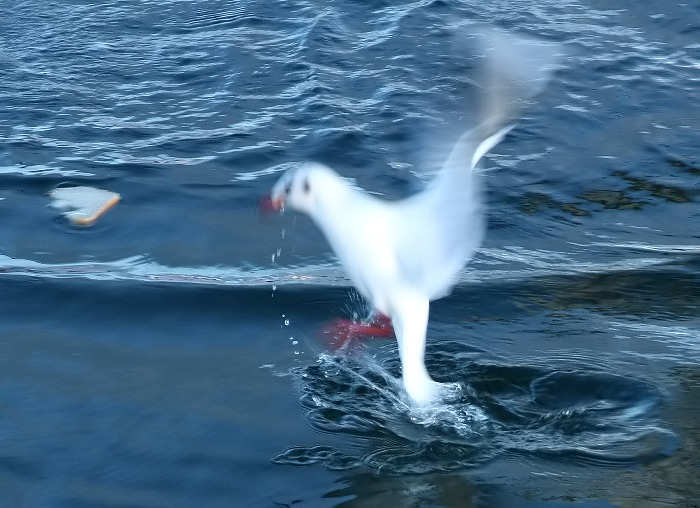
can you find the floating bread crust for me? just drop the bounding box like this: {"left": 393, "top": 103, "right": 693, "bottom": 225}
{"left": 72, "top": 192, "right": 120, "bottom": 225}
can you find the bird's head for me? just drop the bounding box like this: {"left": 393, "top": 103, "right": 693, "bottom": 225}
{"left": 263, "top": 162, "right": 340, "bottom": 216}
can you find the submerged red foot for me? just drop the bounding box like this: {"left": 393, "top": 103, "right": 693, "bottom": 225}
{"left": 320, "top": 314, "right": 394, "bottom": 350}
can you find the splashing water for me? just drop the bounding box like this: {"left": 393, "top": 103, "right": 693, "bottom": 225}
{"left": 272, "top": 341, "right": 677, "bottom": 474}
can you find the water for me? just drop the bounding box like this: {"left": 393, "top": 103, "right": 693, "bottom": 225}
{"left": 1, "top": 0, "right": 698, "bottom": 505}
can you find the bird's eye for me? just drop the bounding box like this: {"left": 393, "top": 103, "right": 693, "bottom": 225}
{"left": 303, "top": 179, "right": 310, "bottom": 193}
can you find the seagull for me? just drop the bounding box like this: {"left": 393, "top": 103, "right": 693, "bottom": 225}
{"left": 264, "top": 28, "right": 560, "bottom": 405}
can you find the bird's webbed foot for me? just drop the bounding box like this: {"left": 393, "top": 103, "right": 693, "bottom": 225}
{"left": 320, "top": 314, "right": 394, "bottom": 350}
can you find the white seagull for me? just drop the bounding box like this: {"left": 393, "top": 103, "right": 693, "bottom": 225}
{"left": 265, "top": 28, "right": 560, "bottom": 405}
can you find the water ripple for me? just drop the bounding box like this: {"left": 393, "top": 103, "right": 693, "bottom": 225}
{"left": 273, "top": 345, "right": 676, "bottom": 473}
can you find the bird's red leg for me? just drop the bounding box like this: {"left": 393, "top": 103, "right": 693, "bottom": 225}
{"left": 320, "top": 313, "right": 394, "bottom": 350}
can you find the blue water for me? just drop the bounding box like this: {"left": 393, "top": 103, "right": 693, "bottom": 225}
{"left": 1, "top": 0, "right": 698, "bottom": 506}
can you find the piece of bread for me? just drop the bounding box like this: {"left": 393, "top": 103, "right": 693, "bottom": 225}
{"left": 49, "top": 186, "right": 121, "bottom": 226}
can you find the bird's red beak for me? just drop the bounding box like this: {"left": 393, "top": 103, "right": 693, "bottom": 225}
{"left": 259, "top": 194, "right": 284, "bottom": 214}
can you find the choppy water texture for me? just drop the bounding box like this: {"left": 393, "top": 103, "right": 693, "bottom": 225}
{"left": 1, "top": 0, "right": 698, "bottom": 506}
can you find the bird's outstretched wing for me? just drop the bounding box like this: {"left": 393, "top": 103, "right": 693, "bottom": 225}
{"left": 390, "top": 27, "right": 562, "bottom": 300}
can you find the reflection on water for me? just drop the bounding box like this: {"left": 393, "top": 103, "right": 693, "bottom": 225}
{"left": 520, "top": 266, "right": 699, "bottom": 321}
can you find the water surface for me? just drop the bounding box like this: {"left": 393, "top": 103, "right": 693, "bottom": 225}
{"left": 1, "top": 0, "right": 698, "bottom": 506}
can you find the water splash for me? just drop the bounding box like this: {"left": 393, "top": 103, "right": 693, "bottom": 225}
{"left": 273, "top": 342, "right": 677, "bottom": 473}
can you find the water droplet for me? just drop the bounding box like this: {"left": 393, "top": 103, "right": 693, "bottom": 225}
{"left": 284, "top": 319, "right": 290, "bottom": 326}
